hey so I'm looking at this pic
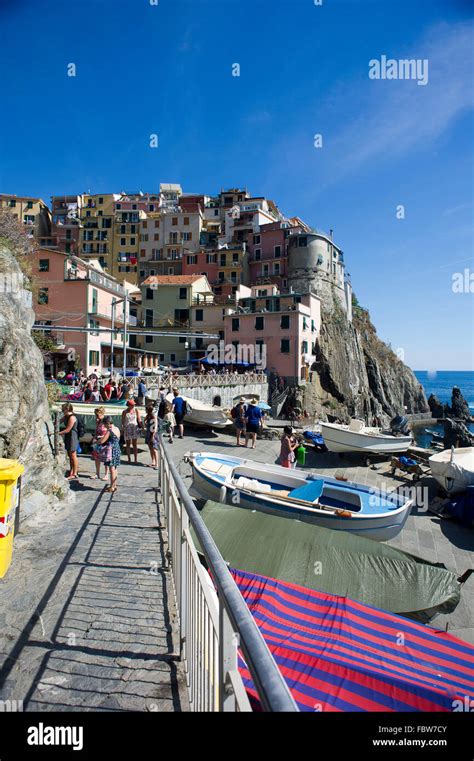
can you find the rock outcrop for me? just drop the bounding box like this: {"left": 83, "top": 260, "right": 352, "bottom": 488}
{"left": 0, "top": 244, "right": 70, "bottom": 501}
{"left": 297, "top": 286, "right": 429, "bottom": 424}
{"left": 443, "top": 419, "right": 474, "bottom": 449}
{"left": 428, "top": 388, "right": 472, "bottom": 422}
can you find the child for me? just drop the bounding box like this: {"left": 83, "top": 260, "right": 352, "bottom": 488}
{"left": 144, "top": 404, "right": 159, "bottom": 467}
{"left": 164, "top": 403, "right": 176, "bottom": 444}
{"left": 279, "top": 426, "right": 298, "bottom": 468}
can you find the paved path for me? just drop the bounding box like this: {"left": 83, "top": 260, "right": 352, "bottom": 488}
{"left": 167, "top": 427, "right": 474, "bottom": 643}
{"left": 0, "top": 453, "right": 188, "bottom": 712}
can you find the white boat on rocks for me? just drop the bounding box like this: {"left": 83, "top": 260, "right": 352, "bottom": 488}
{"left": 320, "top": 418, "right": 413, "bottom": 455}
{"left": 429, "top": 447, "right": 474, "bottom": 495}
{"left": 188, "top": 451, "right": 413, "bottom": 541}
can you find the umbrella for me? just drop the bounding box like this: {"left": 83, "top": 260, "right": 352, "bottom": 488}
{"left": 257, "top": 401, "right": 271, "bottom": 410}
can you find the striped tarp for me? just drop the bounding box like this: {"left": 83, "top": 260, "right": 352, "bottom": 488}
{"left": 232, "top": 568, "right": 474, "bottom": 712}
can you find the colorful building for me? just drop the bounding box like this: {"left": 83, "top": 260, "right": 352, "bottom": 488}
{"left": 30, "top": 247, "right": 157, "bottom": 376}
{"left": 0, "top": 194, "right": 52, "bottom": 241}
{"left": 51, "top": 194, "right": 83, "bottom": 256}
{"left": 139, "top": 274, "right": 214, "bottom": 366}
{"left": 224, "top": 285, "right": 321, "bottom": 384}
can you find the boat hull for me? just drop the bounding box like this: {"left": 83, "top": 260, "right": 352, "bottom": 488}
{"left": 320, "top": 422, "right": 412, "bottom": 454}
{"left": 429, "top": 447, "right": 474, "bottom": 495}
{"left": 190, "top": 453, "right": 412, "bottom": 542}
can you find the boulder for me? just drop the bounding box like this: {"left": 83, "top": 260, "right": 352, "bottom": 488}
{"left": 443, "top": 418, "right": 474, "bottom": 449}
{"left": 428, "top": 394, "right": 448, "bottom": 419}
{"left": 450, "top": 386, "right": 471, "bottom": 421}
{"left": 0, "top": 244, "right": 70, "bottom": 504}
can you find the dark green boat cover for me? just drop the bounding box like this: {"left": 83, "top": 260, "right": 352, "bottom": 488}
{"left": 193, "top": 501, "right": 462, "bottom": 622}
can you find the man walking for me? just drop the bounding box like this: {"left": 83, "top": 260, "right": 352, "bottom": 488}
{"left": 171, "top": 388, "right": 187, "bottom": 439}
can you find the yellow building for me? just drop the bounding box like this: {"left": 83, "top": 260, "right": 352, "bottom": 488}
{"left": 79, "top": 192, "right": 117, "bottom": 277}
{"left": 0, "top": 193, "right": 52, "bottom": 242}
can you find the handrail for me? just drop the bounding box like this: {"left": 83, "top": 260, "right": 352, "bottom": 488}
{"left": 158, "top": 441, "right": 297, "bottom": 712}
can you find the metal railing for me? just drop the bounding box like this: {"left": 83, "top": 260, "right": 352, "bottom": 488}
{"left": 152, "top": 372, "right": 267, "bottom": 389}
{"left": 157, "top": 441, "right": 297, "bottom": 712}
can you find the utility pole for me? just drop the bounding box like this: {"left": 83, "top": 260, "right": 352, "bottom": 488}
{"left": 110, "top": 298, "right": 116, "bottom": 378}
{"left": 123, "top": 292, "right": 128, "bottom": 378}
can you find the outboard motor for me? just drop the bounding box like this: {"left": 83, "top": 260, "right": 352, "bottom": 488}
{"left": 390, "top": 415, "right": 410, "bottom": 436}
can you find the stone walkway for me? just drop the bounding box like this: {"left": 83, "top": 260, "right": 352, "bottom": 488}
{"left": 0, "top": 453, "right": 188, "bottom": 712}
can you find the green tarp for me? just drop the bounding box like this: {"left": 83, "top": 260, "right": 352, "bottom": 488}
{"left": 193, "top": 501, "right": 462, "bottom": 622}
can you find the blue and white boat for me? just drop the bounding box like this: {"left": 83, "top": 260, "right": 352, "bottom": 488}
{"left": 188, "top": 451, "right": 412, "bottom": 541}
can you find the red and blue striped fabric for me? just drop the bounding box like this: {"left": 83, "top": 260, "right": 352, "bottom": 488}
{"left": 232, "top": 568, "right": 474, "bottom": 712}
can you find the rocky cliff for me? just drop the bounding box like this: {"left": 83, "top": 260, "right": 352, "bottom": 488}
{"left": 0, "top": 243, "right": 70, "bottom": 503}
{"left": 294, "top": 285, "right": 429, "bottom": 424}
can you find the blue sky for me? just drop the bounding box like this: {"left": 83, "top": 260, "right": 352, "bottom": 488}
{"left": 0, "top": 0, "right": 473, "bottom": 370}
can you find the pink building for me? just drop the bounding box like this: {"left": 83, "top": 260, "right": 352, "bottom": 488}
{"left": 224, "top": 285, "right": 320, "bottom": 383}
{"left": 247, "top": 221, "right": 304, "bottom": 291}
{"left": 31, "top": 247, "right": 158, "bottom": 376}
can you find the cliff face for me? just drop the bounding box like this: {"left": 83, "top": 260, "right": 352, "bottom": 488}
{"left": 301, "top": 286, "right": 429, "bottom": 424}
{"left": 0, "top": 244, "right": 69, "bottom": 498}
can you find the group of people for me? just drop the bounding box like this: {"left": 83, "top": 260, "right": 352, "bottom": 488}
{"left": 231, "top": 398, "right": 264, "bottom": 449}
{"left": 59, "top": 388, "right": 188, "bottom": 491}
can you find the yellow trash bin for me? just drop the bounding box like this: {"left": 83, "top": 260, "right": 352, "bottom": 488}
{"left": 0, "top": 459, "right": 24, "bottom": 579}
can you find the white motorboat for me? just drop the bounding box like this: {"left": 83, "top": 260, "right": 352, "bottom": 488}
{"left": 166, "top": 393, "right": 231, "bottom": 429}
{"left": 188, "top": 451, "right": 412, "bottom": 541}
{"left": 429, "top": 447, "right": 474, "bottom": 495}
{"left": 320, "top": 419, "right": 413, "bottom": 455}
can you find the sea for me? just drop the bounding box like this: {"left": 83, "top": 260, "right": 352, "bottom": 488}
{"left": 414, "top": 370, "right": 474, "bottom": 409}
{"left": 413, "top": 370, "right": 474, "bottom": 448}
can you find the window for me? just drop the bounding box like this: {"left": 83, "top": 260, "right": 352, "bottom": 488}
{"left": 145, "top": 335, "right": 153, "bottom": 344}
{"left": 102, "top": 218, "right": 112, "bottom": 228}
{"left": 195, "top": 309, "right": 203, "bottom": 321}
{"left": 232, "top": 317, "right": 240, "bottom": 331}
{"left": 159, "top": 354, "right": 165, "bottom": 362}
{"left": 206, "top": 254, "right": 216, "bottom": 263}
{"left": 218, "top": 271, "right": 225, "bottom": 282}
{"left": 9, "top": 199, "right": 16, "bottom": 208}
{"left": 121, "top": 238, "right": 126, "bottom": 246}
{"left": 89, "top": 350, "right": 99, "bottom": 366}
{"left": 254, "top": 248, "right": 261, "bottom": 261}
{"left": 140, "top": 270, "right": 146, "bottom": 277}
{"left": 130, "top": 238, "right": 136, "bottom": 245}
{"left": 38, "top": 288, "right": 48, "bottom": 304}
{"left": 86, "top": 211, "right": 91, "bottom": 217}
{"left": 155, "top": 220, "right": 160, "bottom": 228}
{"left": 253, "top": 234, "right": 260, "bottom": 244}
{"left": 179, "top": 287, "right": 187, "bottom": 299}
{"left": 65, "top": 243, "right": 71, "bottom": 254}
{"left": 220, "top": 254, "right": 226, "bottom": 266}
{"left": 39, "top": 259, "right": 49, "bottom": 272}
{"left": 154, "top": 233, "right": 159, "bottom": 241}
{"left": 169, "top": 232, "right": 178, "bottom": 244}
{"left": 311, "top": 319, "right": 315, "bottom": 332}
{"left": 214, "top": 209, "right": 219, "bottom": 217}
{"left": 302, "top": 341, "right": 308, "bottom": 354}
{"left": 182, "top": 232, "right": 192, "bottom": 241}
{"left": 255, "top": 316, "right": 264, "bottom": 330}
{"left": 274, "top": 245, "right": 281, "bottom": 258}
{"left": 274, "top": 262, "right": 280, "bottom": 275}
{"left": 179, "top": 336, "right": 186, "bottom": 344}
{"left": 183, "top": 217, "right": 189, "bottom": 225}
{"left": 172, "top": 217, "right": 178, "bottom": 226}
{"left": 232, "top": 253, "right": 239, "bottom": 262}
{"left": 146, "top": 288, "right": 154, "bottom": 300}
{"left": 170, "top": 353, "right": 176, "bottom": 362}
{"left": 298, "top": 237, "right": 307, "bottom": 247}
{"left": 281, "top": 315, "right": 290, "bottom": 329}
{"left": 168, "top": 267, "right": 174, "bottom": 275}
{"left": 27, "top": 201, "right": 33, "bottom": 209}
{"left": 145, "top": 309, "right": 153, "bottom": 327}
{"left": 91, "top": 289, "right": 98, "bottom": 313}
{"left": 98, "top": 197, "right": 103, "bottom": 204}
{"left": 186, "top": 255, "right": 197, "bottom": 264}
{"left": 281, "top": 339, "right": 290, "bottom": 353}
{"left": 116, "top": 203, "right": 121, "bottom": 210}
